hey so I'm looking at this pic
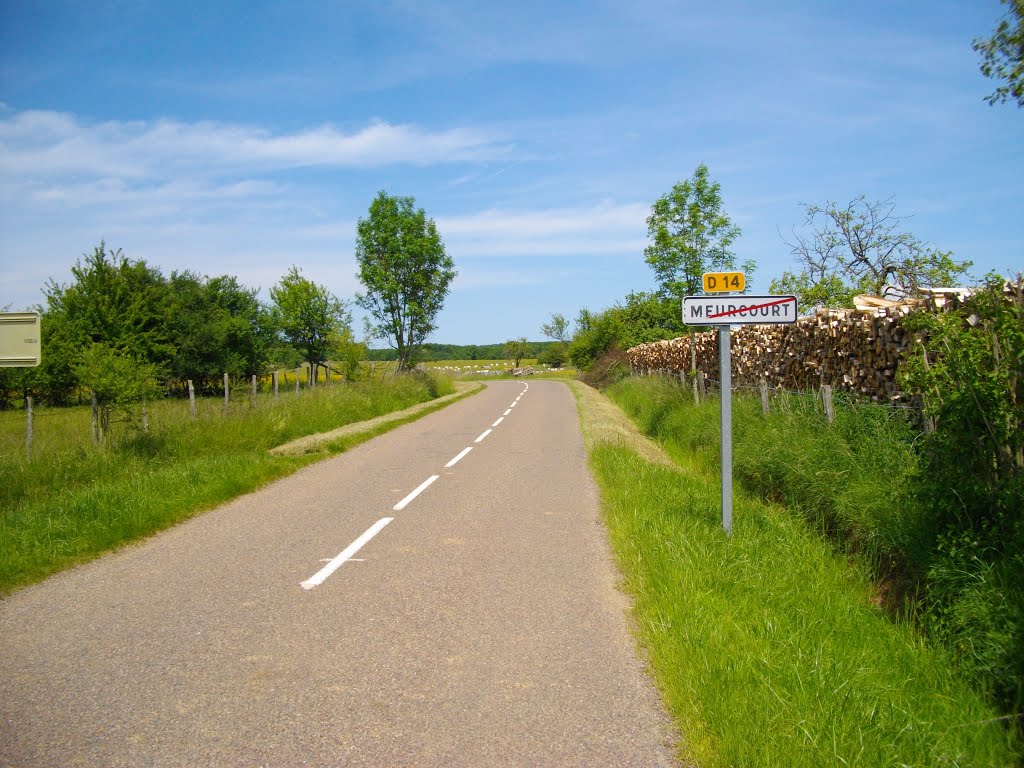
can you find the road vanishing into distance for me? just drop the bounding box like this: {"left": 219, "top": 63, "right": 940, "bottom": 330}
{"left": 1, "top": 381, "right": 677, "bottom": 767}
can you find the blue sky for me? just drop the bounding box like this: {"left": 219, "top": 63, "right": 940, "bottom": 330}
{"left": 1, "top": 0, "right": 1020, "bottom": 345}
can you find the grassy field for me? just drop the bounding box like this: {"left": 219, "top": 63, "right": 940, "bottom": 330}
{"left": 0, "top": 375, "right": 456, "bottom": 594}
{"left": 569, "top": 379, "right": 1020, "bottom": 767}
{"left": 425, "top": 359, "right": 576, "bottom": 379}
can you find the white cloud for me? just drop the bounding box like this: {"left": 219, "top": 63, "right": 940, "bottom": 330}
{"left": 0, "top": 108, "right": 513, "bottom": 179}
{"left": 438, "top": 201, "right": 649, "bottom": 258}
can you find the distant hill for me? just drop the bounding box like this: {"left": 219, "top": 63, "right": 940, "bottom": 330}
{"left": 366, "top": 341, "right": 562, "bottom": 362}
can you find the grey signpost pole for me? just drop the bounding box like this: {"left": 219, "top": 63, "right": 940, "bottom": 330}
{"left": 719, "top": 324, "right": 733, "bottom": 536}
{"left": 683, "top": 288, "right": 797, "bottom": 539}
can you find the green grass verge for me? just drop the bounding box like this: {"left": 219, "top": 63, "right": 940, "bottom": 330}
{"left": 569, "top": 380, "right": 1019, "bottom": 766}
{"left": 0, "top": 375, "right": 459, "bottom": 594}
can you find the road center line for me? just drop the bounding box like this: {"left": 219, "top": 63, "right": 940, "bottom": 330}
{"left": 393, "top": 475, "right": 440, "bottom": 511}
{"left": 444, "top": 447, "right": 473, "bottom": 468}
{"left": 492, "top": 417, "right": 504, "bottom": 427}
{"left": 509, "top": 402, "right": 517, "bottom": 408}
{"left": 301, "top": 517, "right": 393, "bottom": 590}
{"left": 475, "top": 428, "right": 492, "bottom": 443}
{"left": 503, "top": 409, "right": 512, "bottom": 416}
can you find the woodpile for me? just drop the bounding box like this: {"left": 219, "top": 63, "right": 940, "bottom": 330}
{"left": 626, "top": 295, "right": 965, "bottom": 402}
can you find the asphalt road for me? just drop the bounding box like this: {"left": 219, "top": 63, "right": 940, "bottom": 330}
{"left": 1, "top": 380, "right": 677, "bottom": 767}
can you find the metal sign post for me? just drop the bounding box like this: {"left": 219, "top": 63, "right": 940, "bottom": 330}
{"left": 684, "top": 280, "right": 797, "bottom": 536}
{"left": 718, "top": 324, "right": 733, "bottom": 535}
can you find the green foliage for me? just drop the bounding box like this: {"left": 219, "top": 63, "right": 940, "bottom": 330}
{"left": 27, "top": 242, "right": 292, "bottom": 404}
{"left": 45, "top": 243, "right": 175, "bottom": 368}
{"left": 73, "top": 343, "right": 161, "bottom": 439}
{"left": 167, "top": 272, "right": 275, "bottom": 390}
{"left": 769, "top": 270, "right": 855, "bottom": 310}
{"left": 901, "top": 275, "right": 1024, "bottom": 712}
{"left": 902, "top": 276, "right": 1023, "bottom": 538}
{"left": 503, "top": 337, "right": 529, "bottom": 367}
{"left": 974, "top": 0, "right": 1024, "bottom": 107}
{"left": 568, "top": 292, "right": 682, "bottom": 371}
{"left": 540, "top": 312, "right": 571, "bottom": 343}
{"left": 38, "top": 244, "right": 171, "bottom": 405}
{"left": 536, "top": 342, "right": 568, "bottom": 369}
{"left": 355, "top": 191, "right": 457, "bottom": 371}
{"left": 778, "top": 196, "right": 972, "bottom": 308}
{"left": 644, "top": 163, "right": 751, "bottom": 298}
{"left": 270, "top": 266, "right": 352, "bottom": 383}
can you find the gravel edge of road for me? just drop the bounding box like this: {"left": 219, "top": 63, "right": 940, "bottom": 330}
{"left": 564, "top": 380, "right": 679, "bottom": 469}
{"left": 566, "top": 379, "right": 695, "bottom": 766}
{"left": 269, "top": 381, "right": 485, "bottom": 456}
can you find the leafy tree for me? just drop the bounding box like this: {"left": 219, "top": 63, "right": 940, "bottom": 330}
{"left": 167, "top": 272, "right": 275, "bottom": 391}
{"left": 75, "top": 342, "right": 161, "bottom": 441}
{"left": 504, "top": 337, "right": 529, "bottom": 368}
{"left": 644, "top": 164, "right": 750, "bottom": 298}
{"left": 270, "top": 266, "right": 352, "bottom": 385}
{"left": 772, "top": 196, "right": 972, "bottom": 309}
{"left": 540, "top": 313, "right": 572, "bottom": 369}
{"left": 37, "top": 243, "right": 173, "bottom": 404}
{"left": 45, "top": 243, "right": 175, "bottom": 368}
{"left": 566, "top": 293, "right": 679, "bottom": 373}
{"left": 537, "top": 344, "right": 568, "bottom": 369}
{"left": 974, "top": 0, "right": 1024, "bottom": 107}
{"left": 540, "top": 313, "right": 571, "bottom": 343}
{"left": 769, "top": 270, "right": 856, "bottom": 311}
{"left": 355, "top": 191, "right": 457, "bottom": 371}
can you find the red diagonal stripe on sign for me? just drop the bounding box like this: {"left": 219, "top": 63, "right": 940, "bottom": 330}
{"left": 707, "top": 297, "right": 793, "bottom": 320}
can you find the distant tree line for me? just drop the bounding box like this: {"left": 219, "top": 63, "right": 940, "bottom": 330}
{"left": 364, "top": 341, "right": 564, "bottom": 363}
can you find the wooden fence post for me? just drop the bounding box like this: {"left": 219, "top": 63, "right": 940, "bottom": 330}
{"left": 188, "top": 380, "right": 197, "bottom": 420}
{"left": 822, "top": 384, "right": 835, "bottom": 424}
{"left": 697, "top": 371, "right": 706, "bottom": 400}
{"left": 26, "top": 396, "right": 33, "bottom": 459}
{"left": 142, "top": 405, "right": 149, "bottom": 433}
{"left": 91, "top": 392, "right": 100, "bottom": 445}
{"left": 295, "top": 368, "right": 301, "bottom": 396}
{"left": 759, "top": 380, "right": 770, "bottom": 415}
{"left": 690, "top": 335, "right": 696, "bottom": 383}
{"left": 273, "top": 371, "right": 279, "bottom": 399}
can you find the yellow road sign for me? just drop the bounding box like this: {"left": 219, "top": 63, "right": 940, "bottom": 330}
{"left": 702, "top": 271, "right": 745, "bottom": 293}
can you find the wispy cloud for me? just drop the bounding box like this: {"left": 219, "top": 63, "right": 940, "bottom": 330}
{"left": 438, "top": 202, "right": 648, "bottom": 258}
{"left": 0, "top": 108, "right": 513, "bottom": 179}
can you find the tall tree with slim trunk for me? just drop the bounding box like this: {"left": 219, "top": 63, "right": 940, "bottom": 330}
{"left": 644, "top": 164, "right": 751, "bottom": 298}
{"left": 355, "top": 191, "right": 456, "bottom": 371}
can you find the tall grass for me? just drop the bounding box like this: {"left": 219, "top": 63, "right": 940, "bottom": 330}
{"left": 589, "top": 442, "right": 1017, "bottom": 766}
{"left": 0, "top": 375, "right": 453, "bottom": 594}
{"left": 610, "top": 376, "right": 1024, "bottom": 721}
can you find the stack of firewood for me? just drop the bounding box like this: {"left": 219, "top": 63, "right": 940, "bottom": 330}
{"left": 627, "top": 296, "right": 953, "bottom": 402}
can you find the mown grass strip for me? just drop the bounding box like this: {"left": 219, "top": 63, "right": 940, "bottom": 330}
{"left": 567, "top": 380, "right": 1019, "bottom": 767}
